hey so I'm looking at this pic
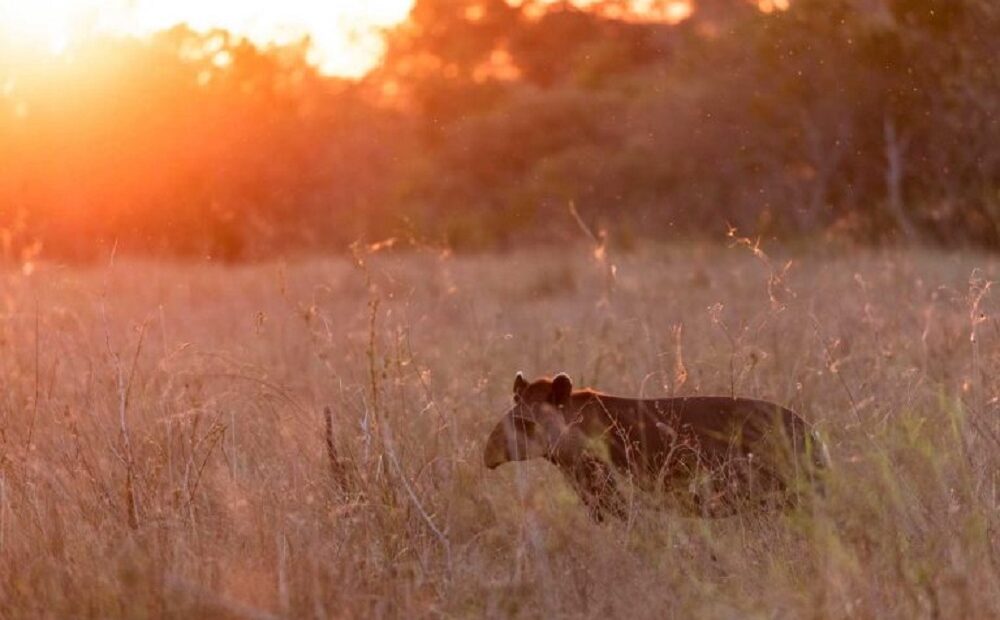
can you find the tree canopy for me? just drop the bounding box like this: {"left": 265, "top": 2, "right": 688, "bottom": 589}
{"left": 1, "top": 0, "right": 998, "bottom": 260}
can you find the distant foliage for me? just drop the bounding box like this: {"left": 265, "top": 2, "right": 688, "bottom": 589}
{"left": 1, "top": 0, "right": 999, "bottom": 259}
{"left": 384, "top": 0, "right": 1000, "bottom": 248}
{"left": 0, "top": 27, "right": 404, "bottom": 260}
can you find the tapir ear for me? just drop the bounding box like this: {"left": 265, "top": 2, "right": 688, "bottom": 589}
{"left": 513, "top": 371, "right": 528, "bottom": 397}
{"left": 550, "top": 373, "right": 573, "bottom": 406}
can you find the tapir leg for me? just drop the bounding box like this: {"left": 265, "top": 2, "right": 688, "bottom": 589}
{"left": 568, "top": 457, "right": 627, "bottom": 522}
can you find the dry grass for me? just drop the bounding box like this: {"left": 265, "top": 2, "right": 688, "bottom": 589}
{"left": 0, "top": 245, "right": 997, "bottom": 619}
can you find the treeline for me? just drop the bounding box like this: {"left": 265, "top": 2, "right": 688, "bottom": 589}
{"left": 0, "top": 29, "right": 400, "bottom": 260}
{"left": 1, "top": 0, "right": 999, "bottom": 260}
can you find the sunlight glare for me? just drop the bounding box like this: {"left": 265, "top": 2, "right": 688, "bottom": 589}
{"left": 0, "top": 0, "right": 416, "bottom": 77}
{"left": 0, "top": 1, "right": 697, "bottom": 78}
{"left": 0, "top": 0, "right": 95, "bottom": 55}
{"left": 106, "top": 0, "right": 416, "bottom": 77}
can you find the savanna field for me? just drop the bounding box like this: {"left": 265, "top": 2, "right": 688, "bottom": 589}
{"left": 0, "top": 244, "right": 998, "bottom": 619}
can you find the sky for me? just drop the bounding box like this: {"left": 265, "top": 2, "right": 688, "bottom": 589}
{"left": 0, "top": 1, "right": 697, "bottom": 78}
{"left": 0, "top": 0, "right": 417, "bottom": 77}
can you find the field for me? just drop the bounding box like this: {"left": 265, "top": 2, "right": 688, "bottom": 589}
{"left": 0, "top": 244, "right": 998, "bottom": 619}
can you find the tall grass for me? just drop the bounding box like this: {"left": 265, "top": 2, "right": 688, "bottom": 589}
{"left": 0, "top": 246, "right": 996, "bottom": 618}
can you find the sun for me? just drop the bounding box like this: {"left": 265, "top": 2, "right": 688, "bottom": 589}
{"left": 0, "top": 0, "right": 95, "bottom": 55}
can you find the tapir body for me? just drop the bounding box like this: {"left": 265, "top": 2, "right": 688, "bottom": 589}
{"left": 484, "top": 373, "right": 829, "bottom": 520}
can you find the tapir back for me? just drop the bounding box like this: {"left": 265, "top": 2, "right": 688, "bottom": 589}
{"left": 569, "top": 393, "right": 825, "bottom": 515}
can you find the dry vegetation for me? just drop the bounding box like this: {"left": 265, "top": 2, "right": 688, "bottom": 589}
{"left": 0, "top": 244, "right": 998, "bottom": 618}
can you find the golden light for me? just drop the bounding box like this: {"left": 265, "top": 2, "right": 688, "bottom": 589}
{"left": 0, "top": 1, "right": 701, "bottom": 78}
{"left": 0, "top": 0, "right": 95, "bottom": 55}
{"left": 757, "top": 0, "right": 790, "bottom": 13}
{"left": 514, "top": 0, "right": 693, "bottom": 24}
{"left": 0, "top": 0, "right": 417, "bottom": 77}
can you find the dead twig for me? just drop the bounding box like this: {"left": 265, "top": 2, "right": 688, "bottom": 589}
{"left": 324, "top": 406, "right": 352, "bottom": 496}
{"left": 99, "top": 242, "right": 146, "bottom": 530}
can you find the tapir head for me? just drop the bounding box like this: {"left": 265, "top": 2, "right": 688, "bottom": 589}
{"left": 483, "top": 372, "right": 579, "bottom": 469}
